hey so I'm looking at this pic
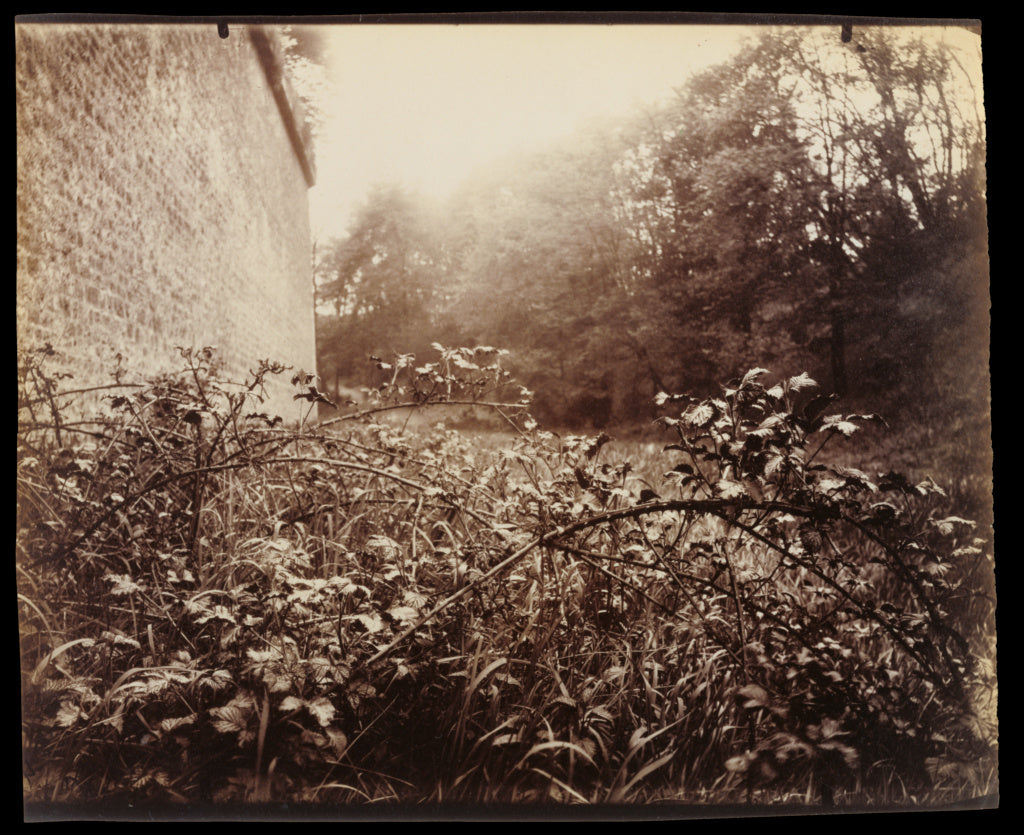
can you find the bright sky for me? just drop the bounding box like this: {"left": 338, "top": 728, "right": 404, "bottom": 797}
{"left": 307, "top": 24, "right": 756, "bottom": 242}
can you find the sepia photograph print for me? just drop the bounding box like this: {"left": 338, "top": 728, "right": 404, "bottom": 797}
{"left": 17, "top": 14, "right": 995, "bottom": 820}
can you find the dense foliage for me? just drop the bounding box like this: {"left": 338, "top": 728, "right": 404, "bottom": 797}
{"left": 315, "top": 27, "right": 987, "bottom": 455}
{"left": 19, "top": 346, "right": 996, "bottom": 810}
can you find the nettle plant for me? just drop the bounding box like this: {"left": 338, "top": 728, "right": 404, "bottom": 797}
{"left": 438, "top": 367, "right": 995, "bottom": 803}
{"left": 633, "top": 369, "right": 994, "bottom": 799}
{"left": 18, "top": 348, "right": 994, "bottom": 806}
{"left": 17, "top": 344, "right": 532, "bottom": 802}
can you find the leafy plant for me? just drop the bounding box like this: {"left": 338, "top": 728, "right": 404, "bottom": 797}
{"left": 18, "top": 349, "right": 996, "bottom": 809}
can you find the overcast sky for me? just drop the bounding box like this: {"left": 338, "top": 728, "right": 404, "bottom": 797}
{"left": 306, "top": 24, "right": 756, "bottom": 242}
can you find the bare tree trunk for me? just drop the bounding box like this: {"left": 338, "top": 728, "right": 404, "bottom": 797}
{"left": 830, "top": 305, "right": 848, "bottom": 396}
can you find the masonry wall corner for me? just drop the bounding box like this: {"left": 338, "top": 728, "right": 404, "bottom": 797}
{"left": 16, "top": 22, "right": 318, "bottom": 419}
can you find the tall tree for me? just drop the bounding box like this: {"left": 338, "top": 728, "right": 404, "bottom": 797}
{"left": 626, "top": 26, "right": 985, "bottom": 398}
{"left": 316, "top": 185, "right": 448, "bottom": 391}
{"left": 441, "top": 124, "right": 653, "bottom": 425}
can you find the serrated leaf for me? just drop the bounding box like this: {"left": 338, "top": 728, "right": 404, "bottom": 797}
{"left": 196, "top": 604, "right": 237, "bottom": 625}
{"left": 817, "top": 477, "right": 846, "bottom": 493}
{"left": 366, "top": 535, "right": 402, "bottom": 559}
{"left": 820, "top": 416, "right": 859, "bottom": 437}
{"left": 403, "top": 590, "right": 429, "bottom": 608}
{"left": 264, "top": 669, "right": 293, "bottom": 694}
{"left": 349, "top": 612, "right": 385, "bottom": 633}
{"left": 100, "top": 630, "right": 142, "bottom": 650}
{"left": 387, "top": 605, "right": 419, "bottom": 626}
{"left": 764, "top": 453, "right": 787, "bottom": 477}
{"left": 741, "top": 368, "right": 771, "bottom": 385}
{"left": 751, "top": 414, "right": 786, "bottom": 436}
{"left": 55, "top": 700, "right": 87, "bottom": 727}
{"left": 351, "top": 680, "right": 377, "bottom": 698}
{"left": 280, "top": 695, "right": 305, "bottom": 713}
{"left": 210, "top": 704, "right": 249, "bottom": 734}
{"left": 159, "top": 714, "right": 197, "bottom": 733}
{"left": 915, "top": 477, "right": 947, "bottom": 497}
{"left": 716, "top": 480, "right": 747, "bottom": 500}
{"left": 684, "top": 402, "right": 715, "bottom": 428}
{"left": 787, "top": 372, "right": 817, "bottom": 392}
{"left": 43, "top": 676, "right": 99, "bottom": 695}
{"left": 104, "top": 573, "right": 143, "bottom": 596}
{"left": 932, "top": 516, "right": 976, "bottom": 536}
{"left": 301, "top": 697, "right": 334, "bottom": 728}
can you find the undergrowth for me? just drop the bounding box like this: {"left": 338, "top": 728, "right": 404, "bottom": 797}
{"left": 18, "top": 345, "right": 997, "bottom": 810}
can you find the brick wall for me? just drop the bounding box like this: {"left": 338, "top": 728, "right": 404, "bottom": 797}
{"left": 16, "top": 22, "right": 318, "bottom": 419}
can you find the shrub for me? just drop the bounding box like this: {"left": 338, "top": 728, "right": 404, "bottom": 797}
{"left": 18, "top": 349, "right": 996, "bottom": 808}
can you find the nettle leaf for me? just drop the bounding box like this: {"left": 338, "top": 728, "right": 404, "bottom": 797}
{"left": 769, "top": 734, "right": 813, "bottom": 764}
{"left": 305, "top": 697, "right": 336, "bottom": 728}
{"left": 199, "top": 669, "right": 233, "bottom": 691}
{"left": 931, "top": 516, "right": 977, "bottom": 536}
{"left": 159, "top": 714, "right": 197, "bottom": 734}
{"left": 55, "top": 699, "right": 88, "bottom": 727}
{"left": 350, "top": 680, "right": 377, "bottom": 700}
{"left": 366, "top": 535, "right": 402, "bottom": 560}
{"left": 104, "top": 573, "right": 144, "bottom": 596}
{"left": 328, "top": 575, "right": 362, "bottom": 596}
{"left": 684, "top": 402, "right": 716, "bottom": 428}
{"left": 654, "top": 391, "right": 689, "bottom": 406}
{"left": 42, "top": 676, "right": 99, "bottom": 696}
{"left": 741, "top": 368, "right": 771, "bottom": 386}
{"left": 387, "top": 605, "right": 420, "bottom": 626}
{"left": 210, "top": 703, "right": 249, "bottom": 735}
{"left": 816, "top": 477, "right": 847, "bottom": 494}
{"left": 764, "top": 453, "right": 787, "bottom": 477}
{"left": 403, "top": 589, "right": 429, "bottom": 609}
{"left": 184, "top": 596, "right": 213, "bottom": 617}
{"left": 750, "top": 414, "right": 786, "bottom": 437}
{"left": 833, "top": 467, "right": 877, "bottom": 492}
{"left": 915, "top": 477, "right": 947, "bottom": 497}
{"left": 195, "top": 604, "right": 237, "bottom": 625}
{"left": 348, "top": 612, "right": 385, "bottom": 634}
{"left": 820, "top": 415, "right": 859, "bottom": 437}
{"left": 263, "top": 668, "right": 294, "bottom": 694}
{"left": 99, "top": 629, "right": 142, "bottom": 650}
{"left": 850, "top": 412, "right": 889, "bottom": 428}
{"left": 787, "top": 372, "right": 817, "bottom": 392}
{"left": 818, "top": 739, "right": 859, "bottom": 769}
{"left": 280, "top": 695, "right": 305, "bottom": 713}
{"left": 717, "top": 480, "right": 748, "bottom": 500}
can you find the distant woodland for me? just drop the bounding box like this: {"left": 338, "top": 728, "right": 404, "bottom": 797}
{"left": 314, "top": 28, "right": 987, "bottom": 447}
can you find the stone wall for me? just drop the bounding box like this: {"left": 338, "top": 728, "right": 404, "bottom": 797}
{"left": 16, "top": 22, "right": 318, "bottom": 419}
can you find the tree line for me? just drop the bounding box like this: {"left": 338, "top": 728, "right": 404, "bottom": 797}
{"left": 314, "top": 26, "right": 987, "bottom": 433}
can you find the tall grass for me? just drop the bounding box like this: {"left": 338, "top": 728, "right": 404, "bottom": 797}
{"left": 18, "top": 347, "right": 997, "bottom": 811}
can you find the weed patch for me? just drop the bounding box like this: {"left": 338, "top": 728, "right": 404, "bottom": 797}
{"left": 18, "top": 347, "right": 997, "bottom": 810}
